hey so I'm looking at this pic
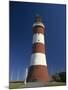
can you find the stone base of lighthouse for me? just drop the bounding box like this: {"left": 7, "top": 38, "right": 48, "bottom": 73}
{"left": 27, "top": 65, "right": 49, "bottom": 82}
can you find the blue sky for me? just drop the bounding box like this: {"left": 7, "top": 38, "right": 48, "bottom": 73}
{"left": 9, "top": 1, "right": 66, "bottom": 80}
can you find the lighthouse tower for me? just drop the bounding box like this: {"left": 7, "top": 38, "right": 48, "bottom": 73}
{"left": 27, "top": 16, "right": 49, "bottom": 82}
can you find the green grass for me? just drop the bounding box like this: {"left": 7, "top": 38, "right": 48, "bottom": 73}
{"left": 9, "top": 81, "right": 26, "bottom": 89}
{"left": 45, "top": 81, "right": 66, "bottom": 87}
{"left": 9, "top": 81, "right": 66, "bottom": 89}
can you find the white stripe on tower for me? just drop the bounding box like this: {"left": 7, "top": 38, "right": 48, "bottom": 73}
{"left": 32, "top": 33, "right": 45, "bottom": 44}
{"left": 30, "top": 53, "right": 47, "bottom": 66}
{"left": 33, "top": 22, "right": 45, "bottom": 28}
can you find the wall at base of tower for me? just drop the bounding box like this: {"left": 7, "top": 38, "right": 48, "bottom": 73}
{"left": 27, "top": 65, "right": 49, "bottom": 82}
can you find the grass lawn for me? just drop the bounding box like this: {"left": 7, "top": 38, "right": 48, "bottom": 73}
{"left": 9, "top": 81, "right": 66, "bottom": 89}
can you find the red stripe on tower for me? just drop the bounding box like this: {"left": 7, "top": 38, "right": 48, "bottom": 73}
{"left": 27, "top": 15, "right": 49, "bottom": 83}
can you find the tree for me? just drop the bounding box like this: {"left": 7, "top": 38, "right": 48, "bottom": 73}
{"left": 59, "top": 72, "right": 66, "bottom": 82}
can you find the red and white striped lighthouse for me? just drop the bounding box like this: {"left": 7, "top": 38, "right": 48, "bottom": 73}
{"left": 27, "top": 16, "right": 49, "bottom": 82}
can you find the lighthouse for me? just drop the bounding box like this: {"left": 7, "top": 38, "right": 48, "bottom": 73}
{"left": 27, "top": 16, "right": 49, "bottom": 83}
